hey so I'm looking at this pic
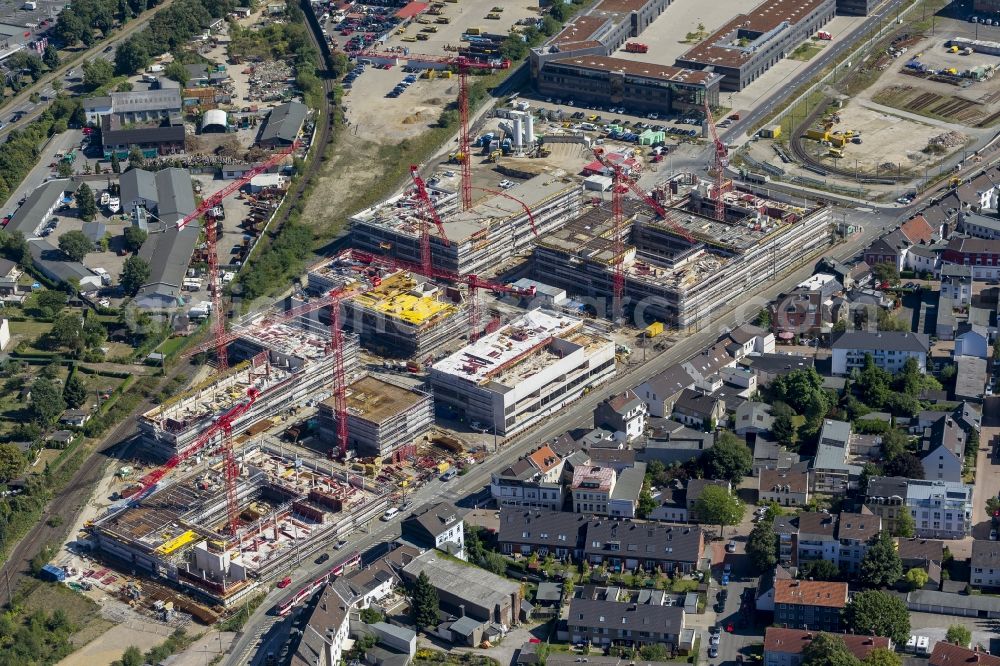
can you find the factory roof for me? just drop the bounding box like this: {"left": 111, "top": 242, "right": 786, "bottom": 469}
{"left": 550, "top": 55, "right": 721, "bottom": 86}
{"left": 7, "top": 179, "right": 76, "bottom": 238}
{"left": 431, "top": 309, "right": 592, "bottom": 386}
{"left": 28, "top": 239, "right": 95, "bottom": 285}
{"left": 402, "top": 550, "right": 521, "bottom": 608}
{"left": 108, "top": 87, "right": 182, "bottom": 113}
{"left": 259, "top": 100, "right": 307, "bottom": 145}
{"left": 136, "top": 224, "right": 200, "bottom": 306}
{"left": 348, "top": 271, "right": 459, "bottom": 326}
{"left": 323, "top": 376, "right": 429, "bottom": 425}
{"left": 100, "top": 114, "right": 185, "bottom": 145}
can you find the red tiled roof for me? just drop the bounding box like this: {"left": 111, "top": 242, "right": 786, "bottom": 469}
{"left": 900, "top": 215, "right": 934, "bottom": 245}
{"left": 773, "top": 580, "right": 848, "bottom": 608}
{"left": 528, "top": 445, "right": 561, "bottom": 474}
{"left": 764, "top": 628, "right": 891, "bottom": 658}
{"left": 930, "top": 643, "right": 1000, "bottom": 666}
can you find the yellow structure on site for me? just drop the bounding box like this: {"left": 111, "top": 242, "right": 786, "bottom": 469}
{"left": 155, "top": 530, "right": 197, "bottom": 555}
{"left": 351, "top": 272, "right": 459, "bottom": 327}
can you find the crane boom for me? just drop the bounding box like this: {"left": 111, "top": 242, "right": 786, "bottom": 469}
{"left": 703, "top": 99, "right": 729, "bottom": 222}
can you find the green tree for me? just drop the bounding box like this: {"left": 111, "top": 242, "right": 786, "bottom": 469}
{"left": 770, "top": 368, "right": 829, "bottom": 416}
{"left": 120, "top": 254, "right": 151, "bottom": 297}
{"left": 43, "top": 43, "right": 60, "bottom": 69}
{"left": 988, "top": 496, "right": 1000, "bottom": 522}
{"left": 1, "top": 230, "right": 31, "bottom": 265}
{"left": 772, "top": 413, "right": 796, "bottom": 445}
{"left": 63, "top": 374, "right": 87, "bottom": 409}
{"left": 860, "top": 532, "right": 903, "bottom": 588}
{"left": 114, "top": 36, "right": 149, "bottom": 75}
{"left": 111, "top": 152, "right": 121, "bottom": 174}
{"left": 51, "top": 312, "right": 85, "bottom": 351}
{"left": 872, "top": 262, "right": 899, "bottom": 286}
{"left": 702, "top": 431, "right": 752, "bottom": 483}
{"left": 57, "top": 160, "right": 73, "bottom": 178}
{"left": 905, "top": 567, "right": 928, "bottom": 590}
{"left": 858, "top": 462, "right": 880, "bottom": 495}
{"left": 799, "top": 559, "right": 841, "bottom": 581}
{"left": 693, "top": 484, "right": 744, "bottom": 537}
{"left": 128, "top": 145, "right": 145, "bottom": 167}
{"left": 30, "top": 377, "right": 66, "bottom": 426}
{"left": 123, "top": 226, "right": 147, "bottom": 252}
{"left": 76, "top": 182, "right": 98, "bottom": 222}
{"left": 863, "top": 647, "right": 902, "bottom": 666}
{"left": 120, "top": 645, "right": 144, "bottom": 666}
{"left": 164, "top": 59, "right": 189, "bottom": 85}
{"left": 411, "top": 571, "right": 439, "bottom": 629}
{"left": 360, "top": 607, "right": 383, "bottom": 624}
{"left": 879, "top": 428, "right": 909, "bottom": 461}
{"left": 35, "top": 289, "right": 68, "bottom": 316}
{"left": 746, "top": 516, "right": 777, "bottom": 572}
{"left": 946, "top": 625, "right": 972, "bottom": 647}
{"left": 893, "top": 510, "right": 915, "bottom": 538}
{"left": 82, "top": 58, "right": 114, "bottom": 91}
{"left": 858, "top": 353, "right": 893, "bottom": 409}
{"left": 59, "top": 230, "right": 93, "bottom": 261}
{"left": 844, "top": 590, "right": 911, "bottom": 645}
{"left": 884, "top": 452, "right": 924, "bottom": 479}
{"left": 801, "top": 633, "right": 861, "bottom": 666}
{"left": 0, "top": 442, "right": 27, "bottom": 482}
{"left": 637, "top": 479, "right": 656, "bottom": 519}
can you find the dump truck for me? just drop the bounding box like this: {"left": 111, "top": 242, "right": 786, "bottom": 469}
{"left": 829, "top": 147, "right": 843, "bottom": 157}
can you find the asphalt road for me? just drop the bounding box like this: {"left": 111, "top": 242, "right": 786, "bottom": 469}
{"left": 226, "top": 207, "right": 895, "bottom": 666}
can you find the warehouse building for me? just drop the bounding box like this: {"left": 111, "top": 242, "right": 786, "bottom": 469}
{"left": 429, "top": 309, "right": 616, "bottom": 436}
{"left": 533, "top": 187, "right": 833, "bottom": 328}
{"left": 674, "top": 0, "right": 836, "bottom": 91}
{"left": 6, "top": 179, "right": 76, "bottom": 238}
{"left": 258, "top": 101, "right": 308, "bottom": 148}
{"left": 350, "top": 172, "right": 582, "bottom": 276}
{"left": 138, "top": 313, "right": 360, "bottom": 459}
{"left": 317, "top": 376, "right": 433, "bottom": 458}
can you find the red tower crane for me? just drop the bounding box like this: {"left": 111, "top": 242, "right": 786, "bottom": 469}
{"left": 164, "top": 142, "right": 298, "bottom": 369}
{"left": 355, "top": 49, "right": 510, "bottom": 210}
{"left": 703, "top": 99, "right": 729, "bottom": 222}
{"left": 409, "top": 165, "right": 450, "bottom": 276}
{"left": 130, "top": 387, "right": 261, "bottom": 535}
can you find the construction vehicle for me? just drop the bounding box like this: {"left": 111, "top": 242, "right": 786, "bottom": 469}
{"left": 949, "top": 45, "right": 960, "bottom": 53}
{"left": 402, "top": 36, "right": 417, "bottom": 42}
{"left": 421, "top": 26, "right": 438, "bottom": 33}
{"left": 625, "top": 42, "right": 649, "bottom": 53}
{"left": 449, "top": 150, "right": 466, "bottom": 163}
{"left": 486, "top": 12, "right": 500, "bottom": 19}
{"left": 829, "top": 147, "right": 843, "bottom": 157}
{"left": 949, "top": 176, "right": 962, "bottom": 187}
{"left": 489, "top": 149, "right": 502, "bottom": 162}
{"left": 644, "top": 322, "right": 665, "bottom": 338}
{"left": 417, "top": 33, "right": 429, "bottom": 40}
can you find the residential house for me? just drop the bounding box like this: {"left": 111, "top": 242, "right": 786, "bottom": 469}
{"left": 928, "top": 642, "right": 1000, "bottom": 666}
{"left": 758, "top": 464, "right": 809, "bottom": 507}
{"left": 636, "top": 365, "right": 696, "bottom": 418}
{"left": 773, "top": 579, "right": 848, "bottom": 632}
{"left": 330, "top": 561, "right": 399, "bottom": 610}
{"left": 594, "top": 390, "right": 647, "bottom": 442}
{"left": 863, "top": 476, "right": 910, "bottom": 535}
{"left": 955, "top": 355, "right": 988, "bottom": 402}
{"left": 959, "top": 210, "right": 1000, "bottom": 240}
{"left": 863, "top": 215, "right": 935, "bottom": 271}
{"left": 400, "top": 550, "right": 522, "bottom": 626}
{"left": 735, "top": 402, "right": 774, "bottom": 437}
{"left": 671, "top": 389, "right": 724, "bottom": 429}
{"left": 764, "top": 628, "right": 891, "bottom": 666}
{"left": 583, "top": 519, "right": 704, "bottom": 573}
{"left": 0, "top": 259, "right": 24, "bottom": 299}
{"left": 726, "top": 324, "right": 775, "bottom": 356}
{"left": 497, "top": 509, "right": 588, "bottom": 559}
{"left": 837, "top": 511, "right": 881, "bottom": 573}
{"left": 812, "top": 419, "right": 861, "bottom": 494}
{"left": 818, "top": 256, "right": 872, "bottom": 290}
{"left": 639, "top": 419, "right": 715, "bottom": 466}
{"left": 738, "top": 353, "right": 814, "bottom": 385}
{"left": 905, "top": 478, "right": 974, "bottom": 539}
{"left": 289, "top": 583, "right": 352, "bottom": 666}
{"left": 647, "top": 485, "right": 689, "bottom": 523}
{"left": 60, "top": 409, "right": 90, "bottom": 427}
{"left": 752, "top": 434, "right": 800, "bottom": 476}
{"left": 830, "top": 331, "right": 930, "bottom": 375}
{"left": 897, "top": 538, "right": 944, "bottom": 571}
{"left": 567, "top": 594, "right": 685, "bottom": 648}
{"left": 921, "top": 416, "right": 967, "bottom": 483}
{"left": 685, "top": 479, "right": 730, "bottom": 522}
{"left": 773, "top": 515, "right": 800, "bottom": 565}
{"left": 609, "top": 463, "right": 647, "bottom": 518}
{"left": 490, "top": 457, "right": 564, "bottom": 510}
{"left": 400, "top": 502, "right": 465, "bottom": 559}
{"left": 938, "top": 296, "right": 958, "bottom": 341}
{"left": 971, "top": 539, "right": 1000, "bottom": 589}
{"left": 940, "top": 236, "right": 1000, "bottom": 280}
{"left": 770, "top": 288, "right": 847, "bottom": 338}
{"left": 795, "top": 512, "right": 839, "bottom": 565}
{"left": 572, "top": 465, "right": 617, "bottom": 515}
{"left": 955, "top": 324, "right": 990, "bottom": 359}
{"left": 941, "top": 265, "right": 973, "bottom": 305}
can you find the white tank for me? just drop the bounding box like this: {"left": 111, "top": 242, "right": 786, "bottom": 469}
{"left": 513, "top": 117, "right": 524, "bottom": 147}
{"left": 525, "top": 114, "right": 535, "bottom": 145}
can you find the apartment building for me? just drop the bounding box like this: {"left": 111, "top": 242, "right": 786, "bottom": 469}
{"left": 971, "top": 539, "right": 1000, "bottom": 589}
{"left": 773, "top": 580, "right": 848, "bottom": 632}
{"left": 764, "top": 628, "right": 891, "bottom": 666}
{"left": 567, "top": 595, "right": 685, "bottom": 648}
{"left": 573, "top": 466, "right": 617, "bottom": 514}
{"left": 830, "top": 331, "right": 930, "bottom": 375}
{"left": 866, "top": 477, "right": 973, "bottom": 539}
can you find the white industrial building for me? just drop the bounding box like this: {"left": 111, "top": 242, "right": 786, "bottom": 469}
{"left": 429, "top": 309, "right": 616, "bottom": 436}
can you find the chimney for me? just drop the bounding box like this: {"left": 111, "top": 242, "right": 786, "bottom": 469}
{"left": 460, "top": 604, "right": 466, "bottom": 618}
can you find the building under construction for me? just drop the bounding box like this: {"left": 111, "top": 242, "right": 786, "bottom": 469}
{"left": 317, "top": 376, "right": 433, "bottom": 458}
{"left": 90, "top": 445, "right": 387, "bottom": 608}
{"left": 304, "top": 254, "right": 468, "bottom": 358}
{"left": 138, "top": 314, "right": 361, "bottom": 459}
{"left": 429, "top": 309, "right": 616, "bottom": 436}
{"left": 533, "top": 184, "right": 833, "bottom": 329}
{"left": 349, "top": 171, "right": 583, "bottom": 276}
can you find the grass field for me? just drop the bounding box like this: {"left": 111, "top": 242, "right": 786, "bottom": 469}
{"left": 156, "top": 336, "right": 189, "bottom": 358}
{"left": 790, "top": 42, "right": 824, "bottom": 61}
{"left": 17, "top": 580, "right": 114, "bottom": 648}
{"left": 9, "top": 319, "right": 52, "bottom": 341}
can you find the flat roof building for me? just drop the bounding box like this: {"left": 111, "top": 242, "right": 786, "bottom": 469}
{"left": 317, "top": 376, "right": 433, "bottom": 458}
{"left": 6, "top": 179, "right": 76, "bottom": 239}
{"left": 429, "top": 309, "right": 615, "bottom": 436}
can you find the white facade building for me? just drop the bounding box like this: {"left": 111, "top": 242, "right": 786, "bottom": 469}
{"left": 830, "top": 331, "right": 930, "bottom": 375}
{"left": 429, "top": 310, "right": 615, "bottom": 436}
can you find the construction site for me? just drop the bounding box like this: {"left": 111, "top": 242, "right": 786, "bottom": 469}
{"left": 89, "top": 444, "right": 386, "bottom": 610}
{"left": 349, "top": 170, "right": 583, "bottom": 276}
{"left": 428, "top": 308, "right": 616, "bottom": 436}
{"left": 138, "top": 313, "right": 361, "bottom": 459}
{"left": 533, "top": 183, "right": 833, "bottom": 329}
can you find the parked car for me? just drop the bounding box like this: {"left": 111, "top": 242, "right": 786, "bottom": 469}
{"left": 708, "top": 647, "right": 719, "bottom": 659}
{"left": 315, "top": 553, "right": 330, "bottom": 564}
{"left": 381, "top": 507, "right": 400, "bottom": 521}
{"left": 725, "top": 541, "right": 736, "bottom": 553}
